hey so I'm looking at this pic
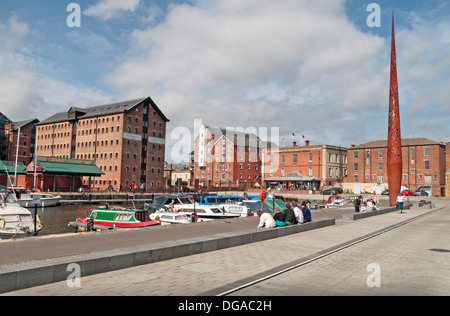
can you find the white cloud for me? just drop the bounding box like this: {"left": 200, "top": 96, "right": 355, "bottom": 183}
{"left": 0, "top": 15, "right": 113, "bottom": 122}
{"left": 84, "top": 0, "right": 141, "bottom": 21}
{"left": 396, "top": 9, "right": 450, "bottom": 139}
{"left": 105, "top": 0, "right": 389, "bottom": 154}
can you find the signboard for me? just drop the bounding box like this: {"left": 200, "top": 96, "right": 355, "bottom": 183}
{"left": 123, "top": 132, "right": 142, "bottom": 142}
{"left": 148, "top": 136, "right": 166, "bottom": 145}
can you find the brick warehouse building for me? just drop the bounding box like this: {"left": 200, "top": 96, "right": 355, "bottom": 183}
{"left": 36, "top": 97, "right": 169, "bottom": 192}
{"left": 193, "top": 125, "right": 274, "bottom": 190}
{"left": 262, "top": 140, "right": 347, "bottom": 191}
{"left": 8, "top": 119, "right": 40, "bottom": 166}
{"left": 343, "top": 137, "right": 447, "bottom": 197}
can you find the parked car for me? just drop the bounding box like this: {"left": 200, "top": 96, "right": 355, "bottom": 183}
{"left": 414, "top": 189, "right": 429, "bottom": 197}
{"left": 320, "top": 187, "right": 342, "bottom": 195}
{"left": 321, "top": 188, "right": 338, "bottom": 195}
{"left": 381, "top": 189, "right": 389, "bottom": 195}
{"left": 401, "top": 189, "right": 414, "bottom": 196}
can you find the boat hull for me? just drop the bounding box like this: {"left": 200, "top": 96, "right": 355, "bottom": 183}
{"left": 76, "top": 218, "right": 161, "bottom": 228}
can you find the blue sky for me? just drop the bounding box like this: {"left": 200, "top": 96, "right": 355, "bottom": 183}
{"left": 0, "top": 0, "right": 449, "bottom": 163}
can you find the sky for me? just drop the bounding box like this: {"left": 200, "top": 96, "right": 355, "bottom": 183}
{"left": 0, "top": 0, "right": 449, "bottom": 163}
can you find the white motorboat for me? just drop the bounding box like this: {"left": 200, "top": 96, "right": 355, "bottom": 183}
{"left": 174, "top": 204, "right": 241, "bottom": 221}
{"left": 9, "top": 187, "right": 61, "bottom": 208}
{"left": 0, "top": 190, "right": 43, "bottom": 237}
{"left": 150, "top": 211, "right": 191, "bottom": 224}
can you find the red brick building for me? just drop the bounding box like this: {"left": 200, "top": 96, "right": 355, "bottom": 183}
{"left": 8, "top": 119, "right": 39, "bottom": 166}
{"left": 36, "top": 97, "right": 169, "bottom": 192}
{"left": 262, "top": 141, "right": 347, "bottom": 191}
{"left": 344, "top": 137, "right": 446, "bottom": 196}
{"left": 193, "top": 125, "right": 272, "bottom": 190}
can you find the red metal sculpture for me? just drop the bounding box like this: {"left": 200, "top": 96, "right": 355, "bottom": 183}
{"left": 387, "top": 13, "right": 402, "bottom": 206}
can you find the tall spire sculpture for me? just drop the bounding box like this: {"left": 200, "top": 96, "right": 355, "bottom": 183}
{"left": 387, "top": 12, "right": 402, "bottom": 206}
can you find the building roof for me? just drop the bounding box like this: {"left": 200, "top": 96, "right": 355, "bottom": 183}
{"left": 351, "top": 137, "right": 443, "bottom": 149}
{"left": 204, "top": 125, "right": 276, "bottom": 149}
{"left": 0, "top": 160, "right": 27, "bottom": 175}
{"left": 38, "top": 97, "right": 169, "bottom": 125}
{"left": 29, "top": 157, "right": 104, "bottom": 176}
{"left": 11, "top": 119, "right": 39, "bottom": 131}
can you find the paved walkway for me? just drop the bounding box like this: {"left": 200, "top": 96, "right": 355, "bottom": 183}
{"left": 0, "top": 205, "right": 353, "bottom": 266}
{"left": 3, "top": 200, "right": 449, "bottom": 296}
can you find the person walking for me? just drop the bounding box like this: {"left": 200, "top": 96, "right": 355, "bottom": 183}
{"left": 396, "top": 193, "right": 405, "bottom": 214}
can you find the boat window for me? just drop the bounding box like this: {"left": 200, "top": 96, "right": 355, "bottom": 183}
{"left": 19, "top": 215, "right": 33, "bottom": 222}
{"left": 1, "top": 215, "right": 19, "bottom": 222}
{"left": 211, "top": 208, "right": 222, "bottom": 214}
{"left": 114, "top": 214, "right": 132, "bottom": 221}
{"left": 177, "top": 197, "right": 193, "bottom": 204}
{"left": 161, "top": 215, "right": 172, "bottom": 220}
{"left": 175, "top": 216, "right": 184, "bottom": 220}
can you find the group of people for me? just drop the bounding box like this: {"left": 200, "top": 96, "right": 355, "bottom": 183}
{"left": 353, "top": 195, "right": 379, "bottom": 212}
{"left": 257, "top": 202, "right": 312, "bottom": 228}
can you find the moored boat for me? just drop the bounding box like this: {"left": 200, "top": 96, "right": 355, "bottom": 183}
{"left": 73, "top": 206, "right": 161, "bottom": 231}
{"left": 174, "top": 204, "right": 241, "bottom": 221}
{"left": 8, "top": 187, "right": 61, "bottom": 208}
{"left": 150, "top": 211, "right": 191, "bottom": 224}
{"left": 0, "top": 189, "right": 43, "bottom": 237}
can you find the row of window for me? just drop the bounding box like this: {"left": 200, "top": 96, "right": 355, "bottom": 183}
{"left": 352, "top": 147, "right": 430, "bottom": 159}
{"left": 352, "top": 173, "right": 439, "bottom": 183}
{"left": 353, "top": 160, "right": 432, "bottom": 171}
{"left": 196, "top": 173, "right": 258, "bottom": 181}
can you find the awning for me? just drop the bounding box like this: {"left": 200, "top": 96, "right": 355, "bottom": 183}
{"left": 27, "top": 157, "right": 104, "bottom": 176}
{"left": 265, "top": 171, "right": 320, "bottom": 182}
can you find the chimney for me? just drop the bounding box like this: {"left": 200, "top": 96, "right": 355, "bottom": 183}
{"left": 292, "top": 140, "right": 297, "bottom": 147}
{"left": 351, "top": 144, "right": 355, "bottom": 148}
{"left": 305, "top": 139, "right": 310, "bottom": 146}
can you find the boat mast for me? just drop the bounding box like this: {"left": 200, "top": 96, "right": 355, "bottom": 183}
{"left": 14, "top": 127, "right": 20, "bottom": 187}
{"left": 33, "top": 128, "right": 39, "bottom": 191}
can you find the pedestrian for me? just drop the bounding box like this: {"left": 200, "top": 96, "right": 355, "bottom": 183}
{"left": 293, "top": 202, "right": 304, "bottom": 224}
{"left": 283, "top": 203, "right": 297, "bottom": 225}
{"left": 354, "top": 195, "right": 362, "bottom": 213}
{"left": 301, "top": 201, "right": 312, "bottom": 223}
{"left": 396, "top": 193, "right": 404, "bottom": 213}
{"left": 257, "top": 210, "right": 276, "bottom": 228}
{"left": 272, "top": 207, "right": 286, "bottom": 226}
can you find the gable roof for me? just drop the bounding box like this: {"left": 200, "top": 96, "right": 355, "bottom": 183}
{"left": 11, "top": 119, "right": 39, "bottom": 131}
{"left": 204, "top": 125, "right": 277, "bottom": 149}
{"left": 38, "top": 97, "right": 169, "bottom": 125}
